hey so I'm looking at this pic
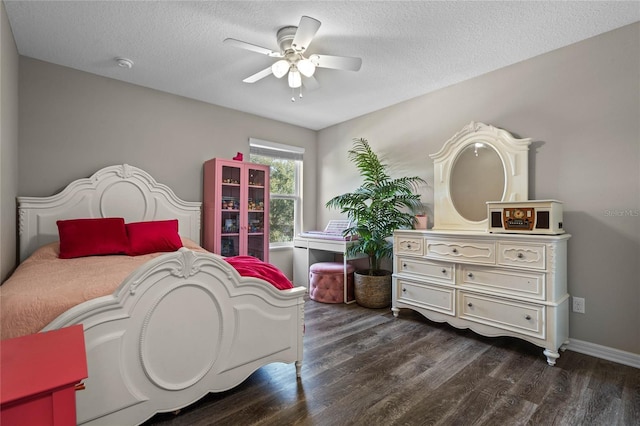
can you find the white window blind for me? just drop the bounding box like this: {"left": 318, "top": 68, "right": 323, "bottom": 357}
{"left": 249, "top": 138, "right": 304, "bottom": 161}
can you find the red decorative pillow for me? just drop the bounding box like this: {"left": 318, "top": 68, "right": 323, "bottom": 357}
{"left": 57, "top": 218, "right": 129, "bottom": 259}
{"left": 126, "top": 219, "right": 183, "bottom": 256}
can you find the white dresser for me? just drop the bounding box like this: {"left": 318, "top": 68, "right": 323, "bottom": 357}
{"left": 392, "top": 230, "right": 571, "bottom": 365}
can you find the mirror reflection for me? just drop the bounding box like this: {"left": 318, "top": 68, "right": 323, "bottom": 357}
{"left": 450, "top": 143, "right": 505, "bottom": 222}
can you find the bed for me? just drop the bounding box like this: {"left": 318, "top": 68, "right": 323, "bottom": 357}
{"left": 2, "top": 164, "right": 306, "bottom": 425}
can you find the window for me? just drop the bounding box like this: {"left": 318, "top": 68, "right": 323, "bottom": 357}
{"left": 249, "top": 138, "right": 303, "bottom": 246}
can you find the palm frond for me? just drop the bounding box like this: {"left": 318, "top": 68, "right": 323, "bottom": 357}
{"left": 325, "top": 138, "right": 427, "bottom": 274}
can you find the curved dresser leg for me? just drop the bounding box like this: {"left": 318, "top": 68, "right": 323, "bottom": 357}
{"left": 295, "top": 361, "right": 302, "bottom": 378}
{"left": 543, "top": 348, "right": 560, "bottom": 366}
{"left": 391, "top": 307, "right": 400, "bottom": 318}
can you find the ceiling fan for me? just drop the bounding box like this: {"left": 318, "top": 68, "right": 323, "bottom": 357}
{"left": 224, "top": 16, "right": 362, "bottom": 100}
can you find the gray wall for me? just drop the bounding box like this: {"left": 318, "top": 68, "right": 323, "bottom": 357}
{"left": 17, "top": 57, "right": 318, "bottom": 277}
{"left": 0, "top": 0, "right": 19, "bottom": 282}
{"left": 317, "top": 23, "right": 640, "bottom": 355}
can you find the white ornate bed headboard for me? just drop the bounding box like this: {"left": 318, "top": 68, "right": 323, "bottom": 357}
{"left": 18, "top": 164, "right": 202, "bottom": 262}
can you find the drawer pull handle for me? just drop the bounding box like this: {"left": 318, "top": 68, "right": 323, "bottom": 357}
{"left": 467, "top": 272, "right": 473, "bottom": 278}
{"left": 403, "top": 263, "right": 407, "bottom": 268}
{"left": 402, "top": 288, "right": 407, "bottom": 293}
{"left": 407, "top": 244, "right": 412, "bottom": 249}
{"left": 441, "top": 268, "right": 447, "bottom": 274}
{"left": 452, "top": 248, "right": 458, "bottom": 253}
{"left": 467, "top": 302, "right": 473, "bottom": 307}
{"left": 517, "top": 253, "right": 524, "bottom": 259}
{"left": 525, "top": 315, "right": 532, "bottom": 320}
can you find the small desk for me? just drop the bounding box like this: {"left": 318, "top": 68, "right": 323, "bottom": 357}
{"left": 293, "top": 235, "right": 366, "bottom": 304}
{"left": 1, "top": 325, "right": 88, "bottom": 426}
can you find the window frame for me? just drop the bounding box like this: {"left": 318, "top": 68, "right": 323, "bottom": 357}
{"left": 249, "top": 138, "right": 304, "bottom": 248}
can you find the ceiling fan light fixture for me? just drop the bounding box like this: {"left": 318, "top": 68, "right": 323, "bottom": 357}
{"left": 272, "top": 59, "right": 290, "bottom": 78}
{"left": 225, "top": 15, "right": 362, "bottom": 100}
{"left": 288, "top": 69, "right": 302, "bottom": 88}
{"left": 297, "top": 58, "right": 316, "bottom": 77}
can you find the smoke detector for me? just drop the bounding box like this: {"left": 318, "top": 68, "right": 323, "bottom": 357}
{"left": 115, "top": 57, "right": 134, "bottom": 69}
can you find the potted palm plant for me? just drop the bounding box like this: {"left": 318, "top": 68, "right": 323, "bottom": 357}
{"left": 326, "top": 138, "right": 426, "bottom": 308}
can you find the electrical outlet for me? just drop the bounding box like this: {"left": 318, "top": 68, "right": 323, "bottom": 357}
{"left": 573, "top": 296, "right": 585, "bottom": 314}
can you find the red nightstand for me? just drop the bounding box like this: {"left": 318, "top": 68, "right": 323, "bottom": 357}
{"left": 1, "top": 325, "right": 88, "bottom": 425}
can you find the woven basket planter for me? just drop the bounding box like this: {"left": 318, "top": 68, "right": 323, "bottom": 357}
{"left": 354, "top": 270, "right": 392, "bottom": 308}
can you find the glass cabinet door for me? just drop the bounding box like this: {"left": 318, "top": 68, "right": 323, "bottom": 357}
{"left": 220, "top": 164, "right": 241, "bottom": 256}
{"left": 247, "top": 167, "right": 266, "bottom": 260}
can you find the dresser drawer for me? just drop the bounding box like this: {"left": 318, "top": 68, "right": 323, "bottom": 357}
{"left": 461, "top": 266, "right": 545, "bottom": 300}
{"left": 396, "top": 257, "right": 454, "bottom": 283}
{"left": 459, "top": 292, "right": 545, "bottom": 339}
{"left": 397, "top": 279, "right": 455, "bottom": 316}
{"left": 426, "top": 239, "right": 496, "bottom": 265}
{"left": 395, "top": 236, "right": 425, "bottom": 256}
{"left": 498, "top": 243, "right": 546, "bottom": 270}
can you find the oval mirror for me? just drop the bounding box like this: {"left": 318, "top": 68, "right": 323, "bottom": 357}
{"left": 450, "top": 143, "right": 505, "bottom": 222}
{"left": 430, "top": 122, "right": 531, "bottom": 231}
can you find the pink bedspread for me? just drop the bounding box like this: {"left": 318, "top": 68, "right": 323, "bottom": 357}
{"left": 0, "top": 241, "right": 292, "bottom": 340}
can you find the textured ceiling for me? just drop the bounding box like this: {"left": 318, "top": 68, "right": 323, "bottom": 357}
{"left": 5, "top": 1, "right": 640, "bottom": 130}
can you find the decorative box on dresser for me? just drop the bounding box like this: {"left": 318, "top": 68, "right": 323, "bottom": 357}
{"left": 203, "top": 158, "right": 270, "bottom": 261}
{"left": 392, "top": 230, "right": 571, "bottom": 365}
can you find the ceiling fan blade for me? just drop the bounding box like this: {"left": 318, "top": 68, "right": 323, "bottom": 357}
{"left": 223, "top": 38, "right": 282, "bottom": 57}
{"left": 292, "top": 16, "right": 321, "bottom": 52}
{"left": 242, "top": 67, "right": 273, "bottom": 83}
{"left": 303, "top": 75, "right": 320, "bottom": 91}
{"left": 310, "top": 54, "right": 362, "bottom": 71}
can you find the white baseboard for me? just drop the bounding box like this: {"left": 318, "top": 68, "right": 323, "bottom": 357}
{"left": 567, "top": 338, "right": 640, "bottom": 369}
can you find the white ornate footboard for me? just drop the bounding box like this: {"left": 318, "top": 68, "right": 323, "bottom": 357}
{"left": 43, "top": 248, "right": 305, "bottom": 425}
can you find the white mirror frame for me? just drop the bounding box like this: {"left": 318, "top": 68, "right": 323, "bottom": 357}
{"left": 430, "top": 122, "right": 531, "bottom": 232}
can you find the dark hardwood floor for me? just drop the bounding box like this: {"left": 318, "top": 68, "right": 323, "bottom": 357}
{"left": 146, "top": 297, "right": 640, "bottom": 426}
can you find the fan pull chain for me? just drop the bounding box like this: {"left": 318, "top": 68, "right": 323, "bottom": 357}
{"left": 290, "top": 87, "right": 304, "bottom": 102}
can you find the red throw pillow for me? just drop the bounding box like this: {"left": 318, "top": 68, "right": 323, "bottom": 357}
{"left": 126, "top": 219, "right": 183, "bottom": 256}
{"left": 57, "top": 218, "right": 129, "bottom": 259}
